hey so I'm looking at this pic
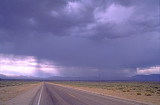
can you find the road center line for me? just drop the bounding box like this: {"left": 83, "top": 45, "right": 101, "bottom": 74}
{"left": 37, "top": 84, "right": 43, "bottom": 105}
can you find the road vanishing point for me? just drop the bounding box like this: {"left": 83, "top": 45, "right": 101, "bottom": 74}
{"left": 28, "top": 82, "right": 148, "bottom": 105}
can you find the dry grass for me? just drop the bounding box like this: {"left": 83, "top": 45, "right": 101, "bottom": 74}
{"left": 0, "top": 80, "right": 38, "bottom": 87}
{"left": 52, "top": 81, "right": 160, "bottom": 105}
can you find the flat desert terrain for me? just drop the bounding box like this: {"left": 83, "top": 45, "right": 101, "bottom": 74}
{"left": 52, "top": 81, "right": 160, "bottom": 105}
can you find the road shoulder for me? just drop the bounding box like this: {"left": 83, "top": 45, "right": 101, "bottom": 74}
{"left": 0, "top": 83, "right": 41, "bottom": 105}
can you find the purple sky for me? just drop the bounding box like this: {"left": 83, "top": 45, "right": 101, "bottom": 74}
{"left": 0, "top": 0, "right": 160, "bottom": 79}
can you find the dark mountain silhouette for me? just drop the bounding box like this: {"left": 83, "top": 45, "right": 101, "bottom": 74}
{"left": 129, "top": 74, "right": 160, "bottom": 81}
{"left": 0, "top": 74, "right": 160, "bottom": 81}
{"left": 0, "top": 74, "right": 38, "bottom": 80}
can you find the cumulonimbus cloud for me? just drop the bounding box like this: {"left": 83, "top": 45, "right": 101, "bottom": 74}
{"left": 0, "top": 0, "right": 159, "bottom": 79}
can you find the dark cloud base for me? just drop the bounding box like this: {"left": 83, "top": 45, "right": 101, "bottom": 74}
{"left": 0, "top": 0, "right": 159, "bottom": 79}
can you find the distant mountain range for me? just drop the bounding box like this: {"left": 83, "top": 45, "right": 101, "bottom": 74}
{"left": 129, "top": 74, "right": 160, "bottom": 81}
{"left": 0, "top": 74, "right": 99, "bottom": 81}
{"left": 0, "top": 74, "right": 160, "bottom": 81}
{"left": 0, "top": 74, "right": 39, "bottom": 80}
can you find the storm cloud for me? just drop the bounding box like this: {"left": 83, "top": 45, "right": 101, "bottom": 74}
{"left": 0, "top": 0, "right": 160, "bottom": 79}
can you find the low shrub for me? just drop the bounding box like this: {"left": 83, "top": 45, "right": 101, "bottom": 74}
{"left": 137, "top": 92, "right": 141, "bottom": 95}
{"left": 127, "top": 90, "right": 130, "bottom": 92}
{"left": 145, "top": 93, "right": 151, "bottom": 96}
{"left": 122, "top": 90, "right": 126, "bottom": 92}
{"left": 156, "top": 92, "right": 160, "bottom": 94}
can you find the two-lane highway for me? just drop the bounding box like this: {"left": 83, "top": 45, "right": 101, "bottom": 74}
{"left": 30, "top": 82, "right": 147, "bottom": 105}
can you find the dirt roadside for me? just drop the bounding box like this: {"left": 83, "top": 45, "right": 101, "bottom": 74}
{"left": 0, "top": 82, "right": 41, "bottom": 105}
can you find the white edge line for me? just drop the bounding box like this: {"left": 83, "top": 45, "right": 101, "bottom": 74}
{"left": 37, "top": 84, "right": 43, "bottom": 105}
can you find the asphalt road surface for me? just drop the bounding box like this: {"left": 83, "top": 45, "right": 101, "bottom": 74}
{"left": 29, "top": 82, "right": 147, "bottom": 105}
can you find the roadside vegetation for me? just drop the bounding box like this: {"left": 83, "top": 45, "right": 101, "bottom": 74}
{"left": 52, "top": 81, "right": 160, "bottom": 96}
{"left": 0, "top": 80, "right": 39, "bottom": 87}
